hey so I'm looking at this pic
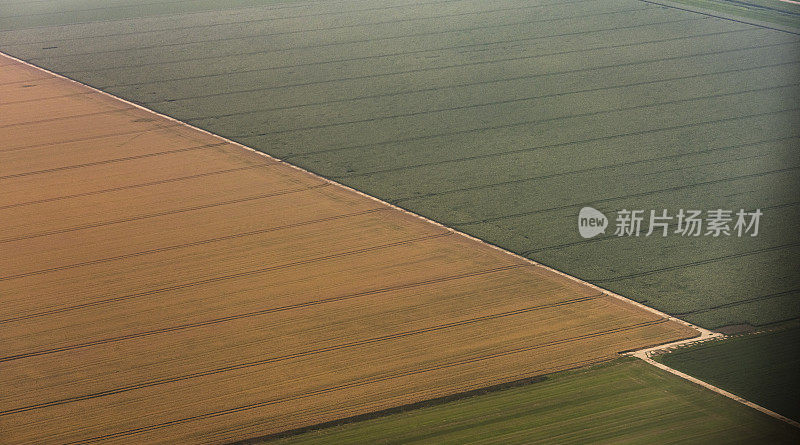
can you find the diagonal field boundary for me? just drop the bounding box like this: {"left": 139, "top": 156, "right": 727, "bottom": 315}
{"left": 628, "top": 347, "right": 800, "bottom": 429}
{"left": 3, "top": 50, "right": 797, "bottom": 433}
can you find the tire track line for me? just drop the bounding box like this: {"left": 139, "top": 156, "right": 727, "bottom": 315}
{"left": 186, "top": 60, "right": 797, "bottom": 121}
{"left": 592, "top": 241, "right": 800, "bottom": 283}
{"left": 240, "top": 74, "right": 797, "bottom": 138}
{"left": 722, "top": 0, "right": 800, "bottom": 15}
{"left": 65, "top": 4, "right": 662, "bottom": 73}
{"left": 0, "top": 90, "right": 96, "bottom": 106}
{"left": 0, "top": 141, "right": 229, "bottom": 180}
{"left": 1, "top": 0, "right": 495, "bottom": 42}
{"left": 0, "top": 232, "right": 452, "bottom": 324}
{"left": 329, "top": 107, "right": 799, "bottom": 178}
{"left": 146, "top": 31, "right": 781, "bottom": 103}
{"left": 274, "top": 47, "right": 796, "bottom": 158}
{"left": 0, "top": 293, "right": 615, "bottom": 414}
{"left": 454, "top": 165, "right": 800, "bottom": 226}
{"left": 0, "top": 105, "right": 134, "bottom": 128}
{"left": 0, "top": 0, "right": 473, "bottom": 29}
{"left": 1, "top": 0, "right": 248, "bottom": 18}
{"left": 7, "top": 0, "right": 600, "bottom": 43}
{"left": 64, "top": 319, "right": 668, "bottom": 444}
{"left": 0, "top": 164, "right": 276, "bottom": 210}
{"left": 674, "top": 288, "right": 800, "bottom": 317}
{"left": 31, "top": 0, "right": 613, "bottom": 60}
{"left": 392, "top": 136, "right": 798, "bottom": 205}
{"left": 0, "top": 76, "right": 52, "bottom": 86}
{"left": 0, "top": 207, "right": 390, "bottom": 281}
{"left": 104, "top": 16, "right": 736, "bottom": 89}
{"left": 4, "top": 0, "right": 324, "bottom": 10}
{"left": 238, "top": 354, "right": 614, "bottom": 443}
{"left": 0, "top": 183, "right": 331, "bottom": 244}
{"left": 0, "top": 122, "right": 182, "bottom": 153}
{"left": 0, "top": 265, "right": 533, "bottom": 364}
{"left": 106, "top": 20, "right": 752, "bottom": 90}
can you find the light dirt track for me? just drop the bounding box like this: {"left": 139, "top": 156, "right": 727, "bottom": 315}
{"left": 0, "top": 52, "right": 698, "bottom": 444}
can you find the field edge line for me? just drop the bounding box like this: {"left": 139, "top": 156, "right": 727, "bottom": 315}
{"left": 0, "top": 47, "right": 708, "bottom": 341}
{"left": 629, "top": 352, "right": 800, "bottom": 429}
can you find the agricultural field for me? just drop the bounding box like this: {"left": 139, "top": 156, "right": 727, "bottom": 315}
{"left": 1, "top": 0, "right": 797, "bottom": 331}
{"left": 658, "top": 325, "right": 800, "bottom": 422}
{"left": 0, "top": 54, "right": 697, "bottom": 443}
{"left": 2, "top": 0, "right": 799, "bottom": 442}
{"left": 266, "top": 359, "right": 800, "bottom": 444}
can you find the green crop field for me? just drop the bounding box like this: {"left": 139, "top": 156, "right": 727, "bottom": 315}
{"left": 257, "top": 358, "right": 800, "bottom": 444}
{"left": 658, "top": 325, "right": 800, "bottom": 422}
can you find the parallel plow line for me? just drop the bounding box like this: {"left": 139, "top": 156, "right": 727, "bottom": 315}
{"left": 65, "top": 319, "right": 669, "bottom": 444}
{"left": 0, "top": 208, "right": 389, "bottom": 280}
{"left": 124, "top": 27, "right": 771, "bottom": 94}
{"left": 0, "top": 264, "right": 530, "bottom": 364}
{"left": 187, "top": 60, "right": 796, "bottom": 121}
{"left": 34, "top": 0, "right": 626, "bottom": 60}
{"left": 0, "top": 123, "right": 181, "bottom": 152}
{"left": 352, "top": 109, "right": 799, "bottom": 180}
{"left": 2, "top": 296, "right": 644, "bottom": 417}
{"left": 0, "top": 183, "right": 332, "bottom": 243}
{"left": 68, "top": 5, "right": 665, "bottom": 73}
{"left": 0, "top": 141, "right": 228, "bottom": 180}
{"left": 0, "top": 163, "right": 277, "bottom": 209}
{"left": 0, "top": 232, "right": 453, "bottom": 324}
{"left": 253, "top": 82, "right": 798, "bottom": 139}
{"left": 393, "top": 136, "right": 798, "bottom": 206}
{"left": 0, "top": 106, "right": 135, "bottom": 128}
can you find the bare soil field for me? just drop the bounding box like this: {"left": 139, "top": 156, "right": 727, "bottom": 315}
{"left": 0, "top": 53, "right": 696, "bottom": 444}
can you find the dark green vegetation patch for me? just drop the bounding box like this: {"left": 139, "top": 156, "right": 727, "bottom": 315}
{"left": 658, "top": 325, "right": 800, "bottom": 422}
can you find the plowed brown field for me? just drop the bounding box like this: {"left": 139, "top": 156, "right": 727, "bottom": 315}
{"left": 0, "top": 53, "right": 697, "bottom": 444}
